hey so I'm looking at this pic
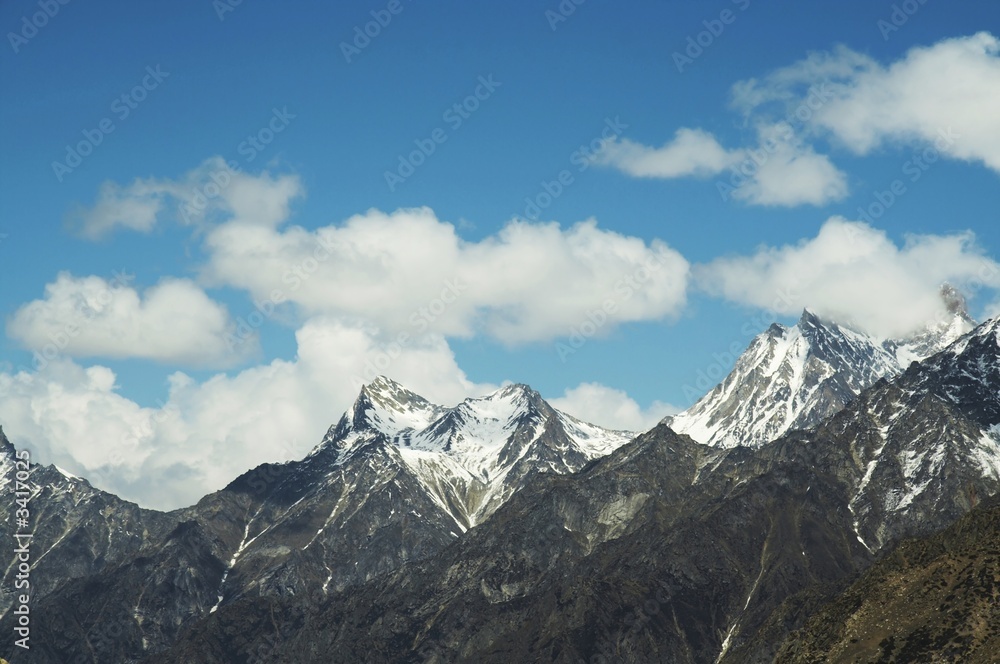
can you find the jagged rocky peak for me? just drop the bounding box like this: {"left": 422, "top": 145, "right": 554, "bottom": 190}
{"left": 0, "top": 427, "right": 14, "bottom": 492}
{"left": 0, "top": 425, "right": 12, "bottom": 456}
{"left": 361, "top": 375, "right": 437, "bottom": 412}
{"left": 905, "top": 313, "right": 1000, "bottom": 424}
{"left": 890, "top": 283, "right": 977, "bottom": 364}
{"left": 457, "top": 382, "right": 550, "bottom": 420}
{"left": 332, "top": 375, "right": 447, "bottom": 440}
{"left": 942, "top": 282, "right": 971, "bottom": 317}
{"left": 326, "top": 377, "right": 632, "bottom": 467}
{"left": 412, "top": 383, "right": 554, "bottom": 457}
{"left": 668, "top": 300, "right": 977, "bottom": 450}
{"left": 312, "top": 376, "right": 636, "bottom": 530}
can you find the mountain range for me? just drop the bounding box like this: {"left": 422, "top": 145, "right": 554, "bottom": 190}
{"left": 2, "top": 295, "right": 999, "bottom": 663}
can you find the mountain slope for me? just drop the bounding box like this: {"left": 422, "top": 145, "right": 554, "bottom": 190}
{"left": 0, "top": 427, "right": 175, "bottom": 618}
{"left": 776, "top": 494, "right": 1000, "bottom": 664}
{"left": 147, "top": 424, "right": 872, "bottom": 664}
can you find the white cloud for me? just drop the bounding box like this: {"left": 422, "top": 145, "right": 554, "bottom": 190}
{"left": 596, "top": 125, "right": 847, "bottom": 207}
{"left": 550, "top": 382, "right": 678, "bottom": 432}
{"left": 595, "top": 128, "right": 741, "bottom": 178}
{"left": 71, "top": 181, "right": 166, "bottom": 239}
{"left": 725, "top": 124, "right": 848, "bottom": 206}
{"left": 733, "top": 32, "right": 1000, "bottom": 172}
{"left": 601, "top": 33, "right": 1000, "bottom": 207}
{"left": 696, "top": 216, "right": 1000, "bottom": 339}
{"left": 2, "top": 160, "right": 695, "bottom": 508}
{"left": 6, "top": 273, "right": 256, "bottom": 368}
{"left": 202, "top": 209, "right": 690, "bottom": 344}
{"left": 71, "top": 163, "right": 690, "bottom": 345}
{"left": 0, "top": 321, "right": 672, "bottom": 509}
{"left": 0, "top": 362, "right": 151, "bottom": 472}
{"left": 70, "top": 157, "right": 303, "bottom": 238}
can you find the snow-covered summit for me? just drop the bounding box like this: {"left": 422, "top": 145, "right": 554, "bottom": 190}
{"left": 319, "top": 377, "right": 636, "bottom": 526}
{"left": 333, "top": 375, "right": 448, "bottom": 439}
{"left": 889, "top": 284, "right": 977, "bottom": 366}
{"left": 668, "top": 300, "right": 978, "bottom": 449}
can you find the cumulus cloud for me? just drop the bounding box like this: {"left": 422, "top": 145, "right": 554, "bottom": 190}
{"left": 596, "top": 126, "right": 847, "bottom": 207}
{"left": 550, "top": 382, "right": 678, "bottom": 432}
{"left": 0, "top": 319, "right": 497, "bottom": 509}
{"left": 6, "top": 273, "right": 256, "bottom": 367}
{"left": 695, "top": 216, "right": 1000, "bottom": 339}
{"left": 601, "top": 33, "right": 1000, "bottom": 207}
{"left": 69, "top": 157, "right": 303, "bottom": 238}
{"left": 70, "top": 162, "right": 690, "bottom": 345}
{"left": 71, "top": 181, "right": 166, "bottom": 239}
{"left": 2, "top": 159, "right": 696, "bottom": 508}
{"left": 595, "top": 128, "right": 741, "bottom": 178}
{"left": 204, "top": 209, "right": 690, "bottom": 344}
{"left": 733, "top": 32, "right": 1000, "bottom": 172}
{"left": 725, "top": 124, "right": 848, "bottom": 206}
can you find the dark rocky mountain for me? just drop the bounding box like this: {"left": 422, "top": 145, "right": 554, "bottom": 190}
{"left": 0, "top": 426, "right": 175, "bottom": 617}
{"left": 0, "top": 379, "right": 633, "bottom": 662}
{"left": 145, "top": 316, "right": 1000, "bottom": 663}
{"left": 148, "top": 424, "right": 869, "bottom": 663}
{"left": 776, "top": 493, "right": 1000, "bottom": 664}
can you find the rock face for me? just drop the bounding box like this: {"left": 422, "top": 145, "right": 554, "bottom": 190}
{"left": 668, "top": 301, "right": 974, "bottom": 449}
{"left": 776, "top": 494, "right": 1000, "bottom": 664}
{"left": 144, "top": 316, "right": 1000, "bottom": 664}
{"left": 0, "top": 427, "right": 175, "bottom": 618}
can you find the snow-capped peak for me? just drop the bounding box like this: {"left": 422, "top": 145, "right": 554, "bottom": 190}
{"left": 336, "top": 375, "right": 447, "bottom": 439}
{"left": 317, "top": 379, "right": 636, "bottom": 527}
{"left": 890, "top": 285, "right": 977, "bottom": 366}
{"left": 0, "top": 428, "right": 14, "bottom": 494}
{"left": 668, "top": 302, "right": 977, "bottom": 450}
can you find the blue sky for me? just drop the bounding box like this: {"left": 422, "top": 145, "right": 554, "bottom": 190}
{"left": 2, "top": 0, "right": 999, "bottom": 507}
